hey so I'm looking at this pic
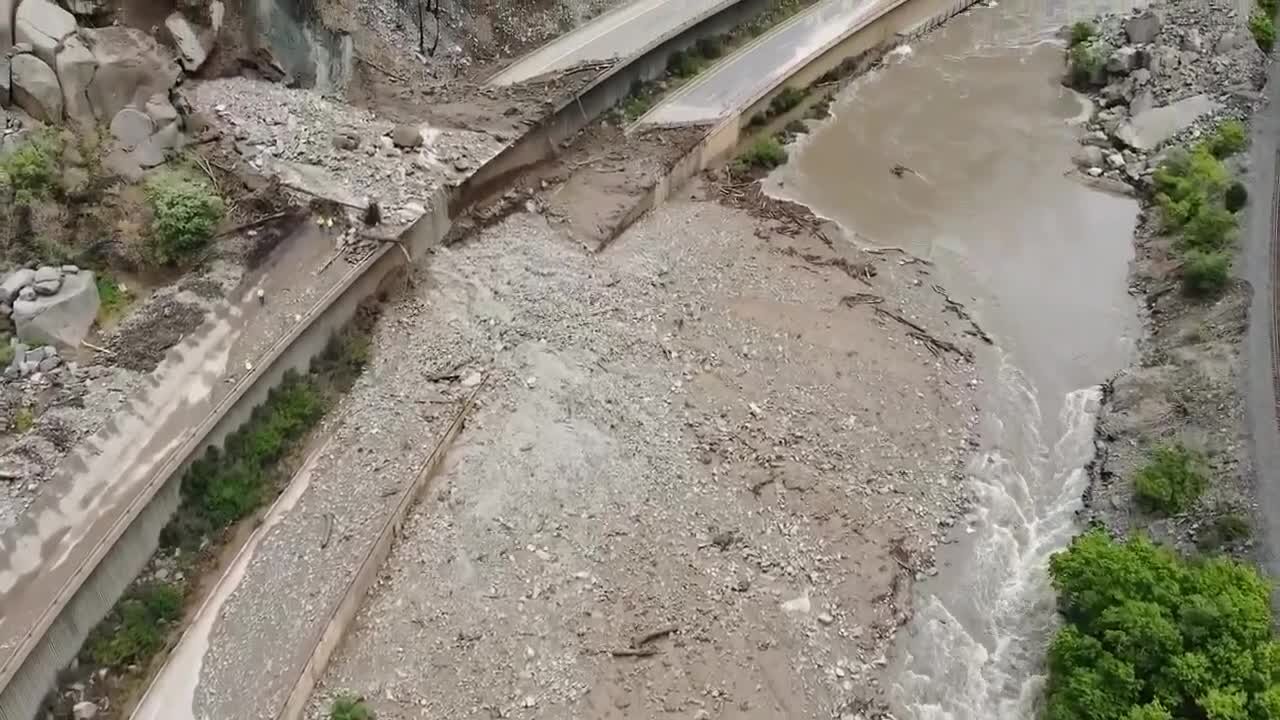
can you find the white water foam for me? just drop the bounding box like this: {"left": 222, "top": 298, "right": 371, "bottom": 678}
{"left": 893, "top": 353, "right": 1102, "bottom": 720}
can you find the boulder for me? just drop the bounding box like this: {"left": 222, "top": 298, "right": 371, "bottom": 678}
{"left": 148, "top": 119, "right": 181, "bottom": 151}
{"left": 1181, "top": 28, "right": 1202, "bottom": 53}
{"left": 1124, "top": 10, "right": 1161, "bottom": 44}
{"left": 13, "top": 270, "right": 98, "bottom": 350}
{"left": 55, "top": 35, "right": 97, "bottom": 127}
{"left": 62, "top": 0, "right": 108, "bottom": 16}
{"left": 32, "top": 265, "right": 60, "bottom": 295}
{"left": 0, "top": 57, "right": 10, "bottom": 108}
{"left": 0, "top": 0, "right": 16, "bottom": 60}
{"left": 11, "top": 52, "right": 62, "bottom": 123}
{"left": 1216, "top": 31, "right": 1241, "bottom": 54}
{"left": 1114, "top": 94, "right": 1217, "bottom": 151}
{"left": 14, "top": 0, "right": 75, "bottom": 67}
{"left": 1129, "top": 88, "right": 1155, "bottom": 116}
{"left": 165, "top": 11, "right": 212, "bottom": 72}
{"left": 82, "top": 26, "right": 180, "bottom": 121}
{"left": 1072, "top": 145, "right": 1105, "bottom": 169}
{"left": 71, "top": 701, "right": 97, "bottom": 720}
{"left": 1106, "top": 46, "right": 1138, "bottom": 74}
{"left": 144, "top": 93, "right": 178, "bottom": 126}
{"left": 391, "top": 124, "right": 423, "bottom": 148}
{"left": 109, "top": 106, "right": 154, "bottom": 147}
{"left": 0, "top": 269, "right": 35, "bottom": 303}
{"left": 129, "top": 134, "right": 167, "bottom": 167}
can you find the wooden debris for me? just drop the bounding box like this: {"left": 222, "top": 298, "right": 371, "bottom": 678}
{"left": 873, "top": 307, "right": 974, "bottom": 362}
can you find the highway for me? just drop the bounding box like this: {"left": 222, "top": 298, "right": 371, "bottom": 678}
{"left": 488, "top": 0, "right": 738, "bottom": 85}
{"left": 637, "top": 0, "right": 902, "bottom": 127}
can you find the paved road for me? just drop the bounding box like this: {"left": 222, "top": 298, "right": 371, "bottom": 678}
{"left": 637, "top": 0, "right": 901, "bottom": 127}
{"left": 489, "top": 0, "right": 738, "bottom": 85}
{"left": 1242, "top": 61, "right": 1280, "bottom": 584}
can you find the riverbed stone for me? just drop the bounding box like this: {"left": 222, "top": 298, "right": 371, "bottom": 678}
{"left": 1181, "top": 27, "right": 1202, "bottom": 52}
{"left": 391, "top": 124, "right": 423, "bottom": 149}
{"left": 1106, "top": 46, "right": 1139, "bottom": 74}
{"left": 1072, "top": 145, "right": 1105, "bottom": 169}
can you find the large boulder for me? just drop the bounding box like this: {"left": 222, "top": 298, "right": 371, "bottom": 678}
{"left": 11, "top": 52, "right": 62, "bottom": 122}
{"left": 14, "top": 0, "right": 76, "bottom": 67}
{"left": 165, "top": 11, "right": 208, "bottom": 72}
{"left": 0, "top": 269, "right": 35, "bottom": 303}
{"left": 1124, "top": 10, "right": 1161, "bottom": 45}
{"left": 0, "top": 0, "right": 16, "bottom": 59}
{"left": 109, "top": 106, "right": 153, "bottom": 146}
{"left": 13, "top": 270, "right": 98, "bottom": 350}
{"left": 1114, "top": 94, "right": 1217, "bottom": 151}
{"left": 82, "top": 26, "right": 180, "bottom": 121}
{"left": 55, "top": 34, "right": 97, "bottom": 127}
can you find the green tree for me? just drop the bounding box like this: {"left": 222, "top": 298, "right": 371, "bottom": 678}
{"left": 1134, "top": 444, "right": 1210, "bottom": 514}
{"left": 1046, "top": 531, "right": 1280, "bottom": 720}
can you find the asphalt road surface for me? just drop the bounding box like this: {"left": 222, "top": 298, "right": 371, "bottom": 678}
{"left": 489, "top": 0, "right": 738, "bottom": 85}
{"left": 638, "top": 0, "right": 901, "bottom": 127}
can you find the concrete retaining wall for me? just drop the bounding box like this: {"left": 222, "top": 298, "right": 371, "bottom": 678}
{"left": 449, "top": 0, "right": 771, "bottom": 212}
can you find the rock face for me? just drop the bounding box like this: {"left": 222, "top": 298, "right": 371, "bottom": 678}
{"left": 56, "top": 34, "right": 97, "bottom": 126}
{"left": 82, "top": 26, "right": 181, "bottom": 121}
{"left": 13, "top": 270, "right": 99, "bottom": 350}
{"left": 1124, "top": 10, "right": 1162, "bottom": 44}
{"left": 1114, "top": 93, "right": 1217, "bottom": 151}
{"left": 14, "top": 0, "right": 76, "bottom": 67}
{"left": 11, "top": 52, "right": 62, "bottom": 122}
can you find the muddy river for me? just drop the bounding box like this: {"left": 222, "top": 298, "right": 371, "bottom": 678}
{"left": 768, "top": 0, "right": 1143, "bottom": 716}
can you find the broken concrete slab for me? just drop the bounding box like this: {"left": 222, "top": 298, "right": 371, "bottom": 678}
{"left": 56, "top": 35, "right": 97, "bottom": 127}
{"left": 82, "top": 26, "right": 180, "bottom": 121}
{"left": 13, "top": 270, "right": 98, "bottom": 349}
{"left": 1114, "top": 94, "right": 1217, "bottom": 151}
{"left": 14, "top": 0, "right": 75, "bottom": 67}
{"left": 11, "top": 52, "right": 62, "bottom": 123}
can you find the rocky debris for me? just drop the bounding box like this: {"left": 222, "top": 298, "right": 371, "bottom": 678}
{"left": 10, "top": 266, "right": 98, "bottom": 349}
{"left": 83, "top": 26, "right": 181, "bottom": 121}
{"left": 1066, "top": 0, "right": 1264, "bottom": 189}
{"left": 11, "top": 52, "right": 62, "bottom": 122}
{"left": 71, "top": 700, "right": 97, "bottom": 720}
{"left": 4, "top": 343, "right": 60, "bottom": 379}
{"left": 14, "top": 0, "right": 74, "bottom": 67}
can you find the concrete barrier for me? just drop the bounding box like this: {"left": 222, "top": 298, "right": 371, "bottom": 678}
{"left": 449, "top": 0, "right": 771, "bottom": 212}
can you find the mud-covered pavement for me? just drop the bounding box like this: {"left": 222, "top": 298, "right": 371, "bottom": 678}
{"left": 305, "top": 190, "right": 980, "bottom": 717}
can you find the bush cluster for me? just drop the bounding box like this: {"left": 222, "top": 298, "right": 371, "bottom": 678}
{"left": 1153, "top": 123, "right": 1250, "bottom": 296}
{"left": 1252, "top": 0, "right": 1276, "bottom": 52}
{"left": 330, "top": 694, "right": 375, "bottom": 720}
{"left": 85, "top": 582, "right": 183, "bottom": 667}
{"left": 1133, "top": 443, "right": 1210, "bottom": 515}
{"left": 0, "top": 132, "right": 58, "bottom": 204}
{"left": 1069, "top": 21, "right": 1097, "bottom": 47}
{"left": 1068, "top": 40, "right": 1109, "bottom": 89}
{"left": 735, "top": 135, "right": 788, "bottom": 173}
{"left": 143, "top": 169, "right": 225, "bottom": 265}
{"left": 1047, "top": 530, "right": 1280, "bottom": 720}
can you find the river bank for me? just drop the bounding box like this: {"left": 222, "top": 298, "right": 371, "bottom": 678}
{"left": 1071, "top": 0, "right": 1269, "bottom": 556}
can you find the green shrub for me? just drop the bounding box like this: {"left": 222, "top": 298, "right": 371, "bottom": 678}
{"left": 1180, "top": 204, "right": 1237, "bottom": 252}
{"left": 1048, "top": 531, "right": 1280, "bottom": 720}
{"left": 1226, "top": 181, "right": 1249, "bottom": 213}
{"left": 330, "top": 694, "right": 374, "bottom": 720}
{"left": 695, "top": 35, "right": 725, "bottom": 59}
{"left": 1134, "top": 443, "right": 1209, "bottom": 514}
{"left": 144, "top": 169, "right": 225, "bottom": 265}
{"left": 1183, "top": 249, "right": 1232, "bottom": 295}
{"left": 0, "top": 133, "right": 58, "bottom": 204}
{"left": 95, "top": 272, "right": 130, "bottom": 325}
{"left": 1207, "top": 120, "right": 1248, "bottom": 158}
{"left": 1069, "top": 21, "right": 1097, "bottom": 47}
{"left": 86, "top": 582, "right": 183, "bottom": 667}
{"left": 1199, "top": 512, "right": 1252, "bottom": 550}
{"left": 735, "top": 136, "right": 788, "bottom": 172}
{"left": 1251, "top": 7, "right": 1275, "bottom": 52}
{"left": 13, "top": 407, "right": 34, "bottom": 434}
{"left": 1068, "top": 41, "right": 1108, "bottom": 88}
{"left": 1154, "top": 147, "right": 1231, "bottom": 231}
{"left": 666, "top": 48, "right": 706, "bottom": 78}
{"left": 0, "top": 337, "right": 12, "bottom": 369}
{"left": 768, "top": 86, "right": 808, "bottom": 117}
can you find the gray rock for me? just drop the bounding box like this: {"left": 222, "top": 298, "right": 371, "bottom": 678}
{"left": 1114, "top": 94, "right": 1218, "bottom": 151}
{"left": 149, "top": 120, "right": 182, "bottom": 152}
{"left": 144, "top": 93, "right": 179, "bottom": 126}
{"left": 13, "top": 270, "right": 99, "bottom": 349}
{"left": 62, "top": 0, "right": 108, "bottom": 16}
{"left": 1106, "top": 46, "right": 1138, "bottom": 74}
{"left": 1131, "top": 68, "right": 1151, "bottom": 85}
{"left": 11, "top": 53, "right": 62, "bottom": 123}
{"left": 1181, "top": 28, "right": 1202, "bottom": 53}
{"left": 165, "top": 11, "right": 213, "bottom": 72}
{"left": 110, "top": 107, "right": 155, "bottom": 147}
{"left": 0, "top": 269, "right": 35, "bottom": 303}
{"left": 129, "top": 136, "right": 167, "bottom": 168}
{"left": 103, "top": 147, "right": 143, "bottom": 181}
{"left": 1129, "top": 88, "right": 1155, "bottom": 116}
{"left": 17, "top": 287, "right": 35, "bottom": 302}
{"left": 37, "top": 355, "right": 59, "bottom": 372}
{"left": 14, "top": 0, "right": 75, "bottom": 67}
{"left": 0, "top": 302, "right": 11, "bottom": 318}
{"left": 1124, "top": 10, "right": 1161, "bottom": 45}
{"left": 32, "top": 265, "right": 61, "bottom": 295}
{"left": 0, "top": 0, "right": 15, "bottom": 66}
{"left": 61, "top": 264, "right": 79, "bottom": 274}
{"left": 56, "top": 35, "right": 98, "bottom": 128}
{"left": 0, "top": 56, "right": 10, "bottom": 109}
{"left": 1216, "top": 31, "right": 1241, "bottom": 54}
{"left": 71, "top": 701, "right": 97, "bottom": 720}
{"left": 332, "top": 132, "right": 359, "bottom": 151}
{"left": 1158, "top": 45, "right": 1181, "bottom": 71}
{"left": 391, "top": 124, "right": 423, "bottom": 149}
{"left": 1072, "top": 145, "right": 1105, "bottom": 169}
{"left": 82, "top": 26, "right": 181, "bottom": 121}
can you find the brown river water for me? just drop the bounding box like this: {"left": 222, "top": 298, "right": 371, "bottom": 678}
{"left": 768, "top": 0, "right": 1144, "bottom": 716}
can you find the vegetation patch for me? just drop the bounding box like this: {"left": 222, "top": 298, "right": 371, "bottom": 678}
{"left": 1069, "top": 21, "right": 1097, "bottom": 47}
{"left": 1067, "top": 40, "right": 1109, "bottom": 89}
{"left": 0, "top": 130, "right": 59, "bottom": 204}
{"left": 1251, "top": 6, "right": 1275, "bottom": 52}
{"left": 84, "top": 582, "right": 183, "bottom": 668}
{"left": 1198, "top": 511, "right": 1252, "bottom": 551}
{"left": 144, "top": 168, "right": 226, "bottom": 266}
{"left": 1152, "top": 122, "right": 1250, "bottom": 296}
{"left": 330, "top": 694, "right": 375, "bottom": 720}
{"left": 1133, "top": 443, "right": 1209, "bottom": 515}
{"left": 1046, "top": 530, "right": 1280, "bottom": 720}
{"left": 12, "top": 406, "right": 35, "bottom": 434}
{"left": 735, "top": 135, "right": 789, "bottom": 173}
{"left": 95, "top": 272, "right": 131, "bottom": 326}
